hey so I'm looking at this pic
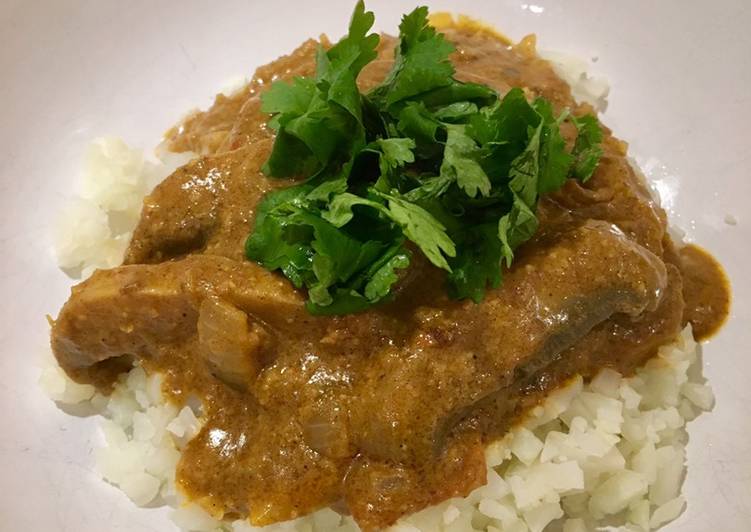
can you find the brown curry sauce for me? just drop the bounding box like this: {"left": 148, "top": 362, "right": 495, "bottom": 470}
{"left": 680, "top": 244, "right": 730, "bottom": 340}
{"left": 51, "top": 20, "right": 730, "bottom": 531}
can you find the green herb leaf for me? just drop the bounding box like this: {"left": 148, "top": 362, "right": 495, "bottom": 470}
{"left": 447, "top": 223, "right": 503, "bottom": 303}
{"left": 322, "top": 192, "right": 385, "bottom": 227}
{"left": 396, "top": 101, "right": 442, "bottom": 144}
{"left": 260, "top": 0, "right": 379, "bottom": 177}
{"left": 441, "top": 125, "right": 492, "bottom": 198}
{"left": 246, "top": 2, "right": 605, "bottom": 314}
{"left": 376, "top": 138, "right": 416, "bottom": 171}
{"left": 468, "top": 88, "right": 538, "bottom": 147}
{"left": 245, "top": 184, "right": 314, "bottom": 283}
{"left": 533, "top": 98, "right": 574, "bottom": 194}
{"left": 305, "top": 176, "right": 349, "bottom": 203}
{"left": 372, "top": 6, "right": 456, "bottom": 107}
{"left": 418, "top": 82, "right": 497, "bottom": 109}
{"left": 376, "top": 191, "right": 456, "bottom": 271}
{"left": 433, "top": 101, "right": 479, "bottom": 122}
{"left": 364, "top": 248, "right": 411, "bottom": 301}
{"left": 497, "top": 122, "right": 543, "bottom": 266}
{"left": 571, "top": 114, "right": 604, "bottom": 181}
{"left": 402, "top": 174, "right": 453, "bottom": 201}
{"left": 498, "top": 193, "right": 539, "bottom": 267}
{"left": 261, "top": 77, "right": 317, "bottom": 119}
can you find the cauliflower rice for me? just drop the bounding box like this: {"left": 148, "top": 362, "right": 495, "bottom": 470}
{"left": 41, "top": 316, "right": 712, "bottom": 532}
{"left": 42, "top": 59, "right": 711, "bottom": 532}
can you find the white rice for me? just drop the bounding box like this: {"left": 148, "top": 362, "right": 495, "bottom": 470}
{"left": 43, "top": 60, "right": 711, "bottom": 532}
{"left": 540, "top": 50, "right": 610, "bottom": 112}
{"left": 52, "top": 137, "right": 193, "bottom": 279}
{"left": 41, "top": 324, "right": 711, "bottom": 532}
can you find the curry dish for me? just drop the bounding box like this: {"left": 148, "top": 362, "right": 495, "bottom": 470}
{"left": 50, "top": 14, "right": 729, "bottom": 532}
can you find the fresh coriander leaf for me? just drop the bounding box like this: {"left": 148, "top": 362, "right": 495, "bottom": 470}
{"left": 533, "top": 98, "right": 574, "bottom": 194}
{"left": 315, "top": 47, "right": 361, "bottom": 124}
{"left": 447, "top": 223, "right": 502, "bottom": 303}
{"left": 441, "top": 125, "right": 492, "bottom": 198}
{"left": 364, "top": 249, "right": 411, "bottom": 301}
{"left": 283, "top": 100, "right": 351, "bottom": 165}
{"left": 376, "top": 138, "right": 416, "bottom": 170}
{"left": 373, "top": 6, "right": 456, "bottom": 107}
{"left": 402, "top": 174, "right": 453, "bottom": 201}
{"left": 466, "top": 88, "right": 540, "bottom": 181}
{"left": 418, "top": 82, "right": 496, "bottom": 109}
{"left": 296, "top": 209, "right": 379, "bottom": 283}
{"left": 262, "top": 87, "right": 355, "bottom": 177}
{"left": 308, "top": 279, "right": 334, "bottom": 306}
{"left": 246, "top": 209, "right": 312, "bottom": 287}
{"left": 370, "top": 137, "right": 416, "bottom": 191}
{"left": 433, "top": 101, "right": 479, "bottom": 122}
{"left": 305, "top": 176, "right": 349, "bottom": 203}
{"left": 307, "top": 289, "right": 372, "bottom": 315}
{"left": 507, "top": 122, "right": 542, "bottom": 205}
{"left": 466, "top": 104, "right": 500, "bottom": 147}
{"left": 347, "top": 239, "right": 392, "bottom": 277}
{"left": 261, "top": 129, "right": 323, "bottom": 177}
{"left": 261, "top": 77, "right": 317, "bottom": 118}
{"left": 308, "top": 244, "right": 410, "bottom": 315}
{"left": 319, "top": 137, "right": 415, "bottom": 227}
{"left": 245, "top": 184, "right": 314, "bottom": 279}
{"left": 467, "top": 88, "right": 538, "bottom": 146}
{"left": 248, "top": 3, "right": 607, "bottom": 314}
{"left": 396, "top": 101, "right": 442, "bottom": 143}
{"left": 570, "top": 114, "right": 604, "bottom": 181}
{"left": 322, "top": 192, "right": 386, "bottom": 227}
{"left": 538, "top": 124, "right": 573, "bottom": 194}
{"left": 495, "top": 122, "right": 543, "bottom": 265}
{"left": 376, "top": 191, "right": 456, "bottom": 271}
{"left": 272, "top": 207, "right": 389, "bottom": 309}
{"left": 260, "top": 0, "right": 379, "bottom": 178}
{"left": 497, "top": 193, "right": 539, "bottom": 267}
{"left": 397, "top": 5, "right": 432, "bottom": 49}
{"left": 322, "top": 0, "right": 380, "bottom": 78}
{"left": 316, "top": 1, "right": 379, "bottom": 124}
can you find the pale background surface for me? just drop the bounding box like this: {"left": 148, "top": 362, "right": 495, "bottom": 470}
{"left": 0, "top": 1, "right": 749, "bottom": 530}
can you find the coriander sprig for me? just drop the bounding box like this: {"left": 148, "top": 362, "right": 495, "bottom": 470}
{"left": 245, "top": 2, "right": 603, "bottom": 315}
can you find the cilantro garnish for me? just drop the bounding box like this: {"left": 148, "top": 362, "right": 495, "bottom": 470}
{"left": 245, "top": 1, "right": 604, "bottom": 314}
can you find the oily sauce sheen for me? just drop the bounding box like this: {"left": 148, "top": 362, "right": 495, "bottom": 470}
{"left": 50, "top": 22, "right": 730, "bottom": 532}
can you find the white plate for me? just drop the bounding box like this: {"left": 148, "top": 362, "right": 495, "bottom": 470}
{"left": 1, "top": 1, "right": 749, "bottom": 530}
